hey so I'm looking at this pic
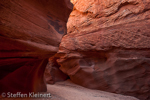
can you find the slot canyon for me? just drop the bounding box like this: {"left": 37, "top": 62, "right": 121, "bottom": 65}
{"left": 0, "top": 0, "right": 150, "bottom": 100}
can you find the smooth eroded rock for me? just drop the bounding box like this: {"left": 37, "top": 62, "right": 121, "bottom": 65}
{"left": 0, "top": 0, "right": 72, "bottom": 93}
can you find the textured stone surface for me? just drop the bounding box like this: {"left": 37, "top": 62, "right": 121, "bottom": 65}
{"left": 44, "top": 57, "right": 68, "bottom": 84}
{"left": 56, "top": 0, "right": 150, "bottom": 100}
{"left": 0, "top": 0, "right": 72, "bottom": 93}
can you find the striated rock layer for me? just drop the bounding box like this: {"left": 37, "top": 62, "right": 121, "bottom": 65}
{"left": 0, "top": 0, "right": 72, "bottom": 93}
{"left": 56, "top": 0, "right": 150, "bottom": 100}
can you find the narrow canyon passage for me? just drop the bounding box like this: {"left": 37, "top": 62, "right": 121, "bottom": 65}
{"left": 0, "top": 0, "right": 150, "bottom": 100}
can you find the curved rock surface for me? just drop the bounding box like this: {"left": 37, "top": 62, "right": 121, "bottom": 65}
{"left": 0, "top": 0, "right": 72, "bottom": 93}
{"left": 56, "top": 0, "right": 150, "bottom": 100}
{"left": 44, "top": 56, "right": 69, "bottom": 84}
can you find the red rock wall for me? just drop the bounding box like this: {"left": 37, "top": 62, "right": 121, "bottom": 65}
{"left": 0, "top": 0, "right": 72, "bottom": 93}
{"left": 44, "top": 56, "right": 68, "bottom": 84}
{"left": 56, "top": 0, "right": 150, "bottom": 100}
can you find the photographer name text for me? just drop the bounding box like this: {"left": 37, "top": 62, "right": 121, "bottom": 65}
{"left": 1, "top": 92, "right": 51, "bottom": 98}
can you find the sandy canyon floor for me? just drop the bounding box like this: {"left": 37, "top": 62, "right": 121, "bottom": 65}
{"left": 0, "top": 80, "right": 139, "bottom": 100}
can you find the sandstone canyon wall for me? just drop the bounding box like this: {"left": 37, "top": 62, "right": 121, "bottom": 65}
{"left": 55, "top": 0, "right": 150, "bottom": 100}
{"left": 0, "top": 0, "right": 72, "bottom": 93}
